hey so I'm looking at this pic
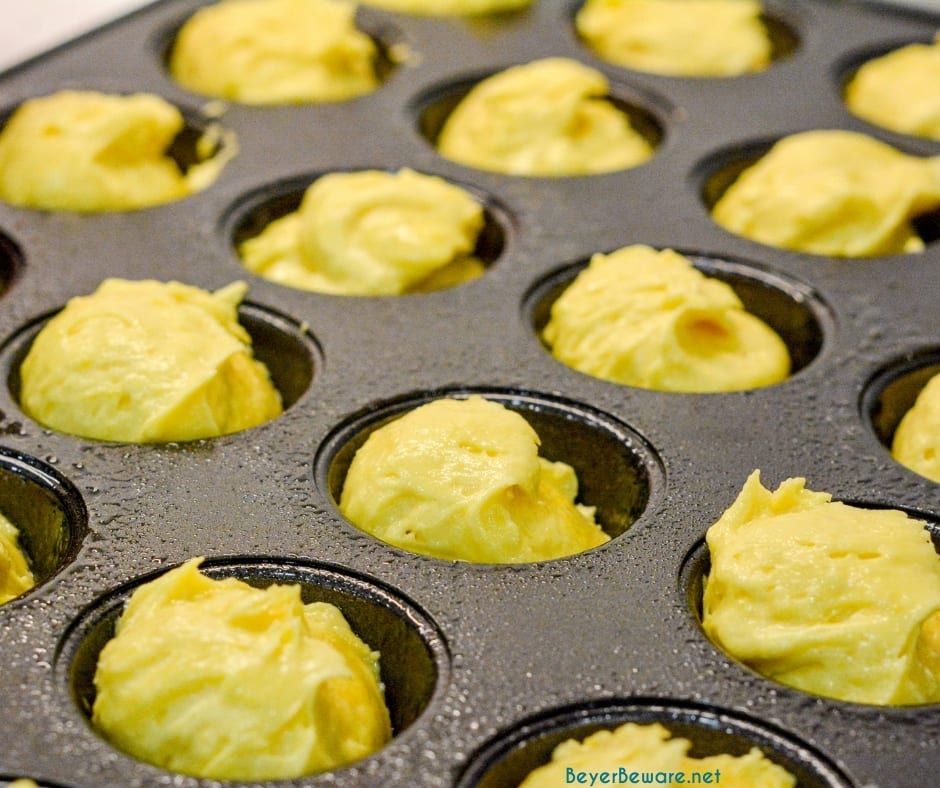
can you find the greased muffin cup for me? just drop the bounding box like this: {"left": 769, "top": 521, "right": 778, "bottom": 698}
{"left": 0, "top": 1, "right": 939, "bottom": 786}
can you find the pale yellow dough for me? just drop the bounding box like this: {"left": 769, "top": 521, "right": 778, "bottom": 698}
{"left": 170, "top": 0, "right": 378, "bottom": 104}
{"left": 20, "top": 279, "right": 282, "bottom": 443}
{"left": 520, "top": 722, "right": 795, "bottom": 788}
{"left": 240, "top": 169, "right": 485, "bottom": 295}
{"left": 0, "top": 91, "right": 228, "bottom": 212}
{"left": 0, "top": 512, "right": 34, "bottom": 605}
{"left": 92, "top": 558, "right": 391, "bottom": 780}
{"left": 358, "top": 0, "right": 531, "bottom": 14}
{"left": 893, "top": 372, "right": 940, "bottom": 484}
{"left": 543, "top": 246, "right": 790, "bottom": 392}
{"left": 846, "top": 35, "right": 940, "bottom": 141}
{"left": 703, "top": 471, "right": 940, "bottom": 705}
{"left": 340, "top": 396, "right": 608, "bottom": 563}
{"left": 712, "top": 130, "right": 940, "bottom": 257}
{"left": 576, "top": 0, "right": 772, "bottom": 77}
{"left": 437, "top": 58, "right": 654, "bottom": 176}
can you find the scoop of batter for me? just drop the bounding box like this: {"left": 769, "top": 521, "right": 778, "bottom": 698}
{"left": 703, "top": 471, "right": 940, "bottom": 705}
{"left": 0, "top": 91, "right": 228, "bottom": 212}
{"left": 20, "top": 279, "right": 282, "bottom": 443}
{"left": 170, "top": 0, "right": 378, "bottom": 104}
{"left": 340, "top": 396, "right": 608, "bottom": 562}
{"left": 359, "top": 0, "right": 531, "bottom": 13}
{"left": 846, "top": 35, "right": 940, "bottom": 141}
{"left": 893, "top": 372, "right": 940, "bottom": 484}
{"left": 542, "top": 246, "right": 790, "bottom": 392}
{"left": 239, "top": 169, "right": 485, "bottom": 295}
{"left": 520, "top": 722, "right": 795, "bottom": 787}
{"left": 92, "top": 558, "right": 391, "bottom": 780}
{"left": 712, "top": 130, "right": 940, "bottom": 256}
{"left": 576, "top": 0, "right": 772, "bottom": 77}
{"left": 437, "top": 57, "right": 654, "bottom": 176}
{"left": 0, "top": 512, "right": 34, "bottom": 605}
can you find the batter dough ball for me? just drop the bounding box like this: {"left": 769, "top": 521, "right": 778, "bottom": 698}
{"left": 576, "top": 0, "right": 772, "bottom": 78}
{"left": 893, "top": 372, "right": 940, "bottom": 484}
{"left": 542, "top": 246, "right": 790, "bottom": 392}
{"left": 703, "top": 471, "right": 940, "bottom": 705}
{"left": 359, "top": 0, "right": 532, "bottom": 14}
{"left": 169, "top": 0, "right": 379, "bottom": 105}
{"left": 20, "top": 279, "right": 283, "bottom": 443}
{"left": 0, "top": 512, "right": 34, "bottom": 605}
{"left": 0, "top": 90, "right": 228, "bottom": 212}
{"left": 845, "top": 35, "right": 940, "bottom": 141}
{"left": 437, "top": 57, "right": 654, "bottom": 176}
{"left": 239, "top": 169, "right": 485, "bottom": 295}
{"left": 711, "top": 130, "right": 940, "bottom": 257}
{"left": 519, "top": 722, "right": 795, "bottom": 787}
{"left": 92, "top": 558, "right": 391, "bottom": 780}
{"left": 340, "top": 396, "right": 609, "bottom": 563}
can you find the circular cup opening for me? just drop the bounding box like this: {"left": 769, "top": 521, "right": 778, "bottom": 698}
{"left": 226, "top": 172, "right": 510, "bottom": 292}
{"left": 568, "top": 0, "right": 800, "bottom": 73}
{"left": 414, "top": 70, "right": 664, "bottom": 159}
{"left": 458, "top": 700, "right": 851, "bottom": 787}
{"left": 317, "top": 389, "right": 661, "bottom": 550}
{"left": 526, "top": 251, "right": 828, "bottom": 383}
{"left": 3, "top": 300, "right": 317, "bottom": 437}
{"left": 698, "top": 139, "right": 940, "bottom": 249}
{"left": 58, "top": 557, "right": 447, "bottom": 774}
{"left": 862, "top": 349, "right": 940, "bottom": 453}
{"left": 0, "top": 448, "right": 87, "bottom": 603}
{"left": 0, "top": 231, "right": 21, "bottom": 299}
{"left": 681, "top": 503, "right": 940, "bottom": 702}
{"left": 156, "top": 5, "right": 403, "bottom": 102}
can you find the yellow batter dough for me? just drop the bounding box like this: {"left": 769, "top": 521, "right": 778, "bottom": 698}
{"left": 542, "top": 246, "right": 790, "bottom": 392}
{"left": 0, "top": 512, "right": 34, "bottom": 605}
{"left": 0, "top": 91, "right": 229, "bottom": 212}
{"left": 359, "top": 0, "right": 532, "bottom": 13}
{"left": 846, "top": 35, "right": 940, "bottom": 141}
{"left": 170, "top": 0, "right": 378, "bottom": 104}
{"left": 576, "top": 0, "right": 772, "bottom": 77}
{"left": 340, "top": 396, "right": 608, "bottom": 563}
{"left": 893, "top": 372, "right": 940, "bottom": 484}
{"left": 239, "top": 169, "right": 485, "bottom": 295}
{"left": 519, "top": 722, "right": 795, "bottom": 787}
{"left": 712, "top": 130, "right": 940, "bottom": 257}
{"left": 20, "top": 279, "right": 282, "bottom": 443}
{"left": 703, "top": 471, "right": 940, "bottom": 705}
{"left": 437, "top": 58, "right": 654, "bottom": 176}
{"left": 92, "top": 558, "right": 391, "bottom": 780}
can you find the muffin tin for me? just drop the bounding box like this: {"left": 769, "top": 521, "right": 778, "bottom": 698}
{"left": 1, "top": 0, "right": 939, "bottom": 785}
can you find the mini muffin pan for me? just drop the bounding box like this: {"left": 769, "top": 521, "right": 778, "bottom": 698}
{"left": 0, "top": 1, "right": 939, "bottom": 785}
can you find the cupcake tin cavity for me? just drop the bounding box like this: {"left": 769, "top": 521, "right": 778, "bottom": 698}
{"left": 0, "top": 1, "right": 939, "bottom": 786}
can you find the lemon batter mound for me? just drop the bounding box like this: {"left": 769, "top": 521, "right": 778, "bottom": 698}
{"left": 893, "top": 372, "right": 940, "bottom": 484}
{"left": 170, "top": 0, "right": 378, "bottom": 105}
{"left": 437, "top": 58, "right": 654, "bottom": 177}
{"left": 20, "top": 279, "right": 282, "bottom": 443}
{"left": 240, "top": 169, "right": 485, "bottom": 295}
{"left": 340, "top": 396, "right": 608, "bottom": 563}
{"left": 576, "top": 0, "right": 772, "bottom": 78}
{"left": 92, "top": 558, "right": 391, "bottom": 780}
{"left": 359, "top": 0, "right": 532, "bottom": 13}
{"left": 0, "top": 91, "right": 228, "bottom": 212}
{"left": 0, "top": 512, "right": 34, "bottom": 605}
{"left": 703, "top": 471, "right": 940, "bottom": 705}
{"left": 542, "top": 246, "right": 789, "bottom": 392}
{"left": 846, "top": 35, "right": 940, "bottom": 141}
{"left": 712, "top": 130, "right": 940, "bottom": 257}
{"left": 520, "top": 722, "right": 795, "bottom": 787}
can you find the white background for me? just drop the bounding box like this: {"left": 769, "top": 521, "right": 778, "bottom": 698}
{"left": 0, "top": 0, "right": 937, "bottom": 74}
